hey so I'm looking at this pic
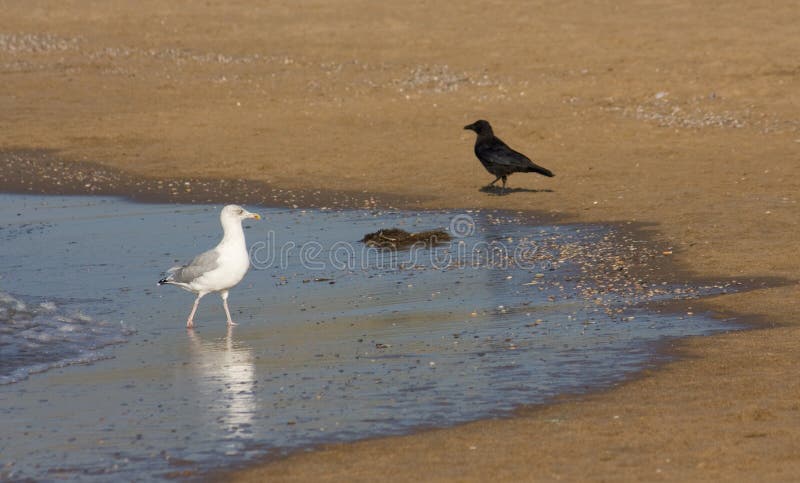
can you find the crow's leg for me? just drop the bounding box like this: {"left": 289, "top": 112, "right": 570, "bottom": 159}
{"left": 487, "top": 176, "right": 502, "bottom": 187}
{"left": 501, "top": 176, "right": 508, "bottom": 194}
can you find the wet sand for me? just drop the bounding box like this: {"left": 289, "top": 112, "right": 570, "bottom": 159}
{"left": 1, "top": 0, "right": 800, "bottom": 480}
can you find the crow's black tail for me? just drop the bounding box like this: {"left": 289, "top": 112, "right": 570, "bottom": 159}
{"left": 527, "top": 164, "right": 554, "bottom": 177}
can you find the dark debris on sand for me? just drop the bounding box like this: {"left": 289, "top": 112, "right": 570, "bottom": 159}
{"left": 360, "top": 228, "right": 451, "bottom": 249}
{"left": 0, "top": 149, "right": 420, "bottom": 211}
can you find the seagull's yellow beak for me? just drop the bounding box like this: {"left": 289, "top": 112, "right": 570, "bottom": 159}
{"left": 252, "top": 213, "right": 262, "bottom": 220}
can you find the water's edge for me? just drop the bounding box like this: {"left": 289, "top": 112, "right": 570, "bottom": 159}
{"left": 0, "top": 150, "right": 787, "bottom": 481}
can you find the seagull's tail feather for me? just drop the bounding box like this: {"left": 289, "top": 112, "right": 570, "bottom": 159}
{"left": 526, "top": 163, "right": 554, "bottom": 177}
{"left": 158, "top": 266, "right": 181, "bottom": 286}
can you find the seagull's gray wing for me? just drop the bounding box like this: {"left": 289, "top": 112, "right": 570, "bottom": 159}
{"left": 168, "top": 249, "right": 220, "bottom": 284}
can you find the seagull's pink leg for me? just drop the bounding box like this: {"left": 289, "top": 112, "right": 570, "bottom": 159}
{"left": 221, "top": 290, "right": 236, "bottom": 326}
{"left": 187, "top": 294, "right": 203, "bottom": 329}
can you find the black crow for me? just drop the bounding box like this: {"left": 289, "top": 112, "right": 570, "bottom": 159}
{"left": 464, "top": 119, "right": 554, "bottom": 193}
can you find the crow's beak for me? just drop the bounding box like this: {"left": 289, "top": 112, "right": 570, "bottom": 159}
{"left": 464, "top": 123, "right": 474, "bottom": 131}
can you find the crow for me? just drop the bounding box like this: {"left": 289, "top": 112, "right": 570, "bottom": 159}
{"left": 464, "top": 119, "right": 554, "bottom": 193}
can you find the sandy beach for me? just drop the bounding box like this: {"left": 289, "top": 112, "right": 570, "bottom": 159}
{"left": 2, "top": 0, "right": 800, "bottom": 479}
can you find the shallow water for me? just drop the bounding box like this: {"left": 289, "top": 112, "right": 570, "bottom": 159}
{"left": 0, "top": 291, "right": 134, "bottom": 385}
{"left": 0, "top": 194, "right": 736, "bottom": 480}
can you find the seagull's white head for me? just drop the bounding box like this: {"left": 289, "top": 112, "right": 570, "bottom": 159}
{"left": 221, "top": 204, "right": 261, "bottom": 222}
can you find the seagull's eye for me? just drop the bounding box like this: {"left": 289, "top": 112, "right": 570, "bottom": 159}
{"left": 238, "top": 209, "right": 244, "bottom": 215}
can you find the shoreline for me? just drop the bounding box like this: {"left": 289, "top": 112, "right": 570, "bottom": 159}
{"left": 0, "top": 148, "right": 420, "bottom": 211}
{"left": 2, "top": 147, "right": 786, "bottom": 290}
{"left": 2, "top": 0, "right": 799, "bottom": 478}
{"left": 1, "top": 149, "right": 792, "bottom": 480}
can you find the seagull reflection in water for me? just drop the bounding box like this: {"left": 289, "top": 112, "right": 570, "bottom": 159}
{"left": 187, "top": 328, "right": 257, "bottom": 440}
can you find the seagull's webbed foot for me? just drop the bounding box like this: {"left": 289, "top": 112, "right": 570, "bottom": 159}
{"left": 186, "top": 320, "right": 195, "bottom": 329}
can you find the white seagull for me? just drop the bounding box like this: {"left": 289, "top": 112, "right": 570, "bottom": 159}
{"left": 158, "top": 204, "right": 261, "bottom": 328}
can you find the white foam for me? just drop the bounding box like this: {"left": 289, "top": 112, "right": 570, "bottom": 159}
{"left": 0, "top": 292, "right": 135, "bottom": 385}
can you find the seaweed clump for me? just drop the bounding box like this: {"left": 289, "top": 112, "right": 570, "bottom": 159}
{"left": 360, "top": 228, "right": 451, "bottom": 249}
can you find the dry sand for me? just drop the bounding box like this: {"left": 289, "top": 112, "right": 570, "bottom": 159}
{"left": 1, "top": 0, "right": 800, "bottom": 479}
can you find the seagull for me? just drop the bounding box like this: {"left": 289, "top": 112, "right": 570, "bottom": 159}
{"left": 158, "top": 204, "right": 261, "bottom": 328}
{"left": 464, "top": 119, "right": 554, "bottom": 193}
